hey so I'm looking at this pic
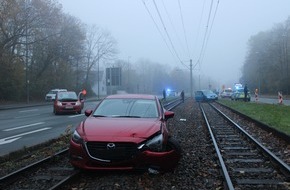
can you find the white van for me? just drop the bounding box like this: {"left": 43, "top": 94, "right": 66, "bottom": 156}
{"left": 45, "top": 89, "right": 67, "bottom": 101}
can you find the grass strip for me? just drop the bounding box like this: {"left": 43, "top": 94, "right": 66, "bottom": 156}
{"left": 218, "top": 100, "right": 290, "bottom": 135}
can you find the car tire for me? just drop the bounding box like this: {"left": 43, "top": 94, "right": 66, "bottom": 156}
{"left": 167, "top": 137, "right": 182, "bottom": 153}
{"left": 159, "top": 137, "right": 182, "bottom": 173}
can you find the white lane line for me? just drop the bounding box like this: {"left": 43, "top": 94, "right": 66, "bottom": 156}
{"left": 3, "top": 122, "right": 45, "bottom": 132}
{"left": 68, "top": 114, "right": 84, "bottom": 118}
{"left": 0, "top": 127, "right": 51, "bottom": 144}
{"left": 19, "top": 109, "right": 39, "bottom": 113}
{"left": 15, "top": 114, "right": 41, "bottom": 119}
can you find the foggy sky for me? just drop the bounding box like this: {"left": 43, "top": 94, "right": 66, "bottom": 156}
{"left": 58, "top": 0, "right": 290, "bottom": 89}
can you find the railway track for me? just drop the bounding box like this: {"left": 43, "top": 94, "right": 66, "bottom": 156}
{"left": 0, "top": 148, "right": 80, "bottom": 190}
{"left": 0, "top": 98, "right": 183, "bottom": 189}
{"left": 200, "top": 102, "right": 290, "bottom": 189}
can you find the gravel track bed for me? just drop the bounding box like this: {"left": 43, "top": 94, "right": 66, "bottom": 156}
{"left": 0, "top": 135, "right": 70, "bottom": 178}
{"left": 213, "top": 102, "right": 290, "bottom": 166}
{"left": 1, "top": 154, "right": 72, "bottom": 190}
{"left": 62, "top": 99, "right": 223, "bottom": 189}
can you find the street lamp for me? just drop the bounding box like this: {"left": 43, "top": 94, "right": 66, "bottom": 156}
{"left": 127, "top": 56, "right": 131, "bottom": 93}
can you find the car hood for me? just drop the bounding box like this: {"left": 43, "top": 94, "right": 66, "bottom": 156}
{"left": 205, "top": 93, "right": 217, "bottom": 97}
{"left": 80, "top": 117, "right": 161, "bottom": 142}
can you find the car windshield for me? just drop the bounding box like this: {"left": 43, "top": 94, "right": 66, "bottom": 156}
{"left": 236, "top": 88, "right": 244, "bottom": 92}
{"left": 57, "top": 92, "right": 78, "bottom": 101}
{"left": 195, "top": 91, "right": 203, "bottom": 96}
{"left": 93, "top": 98, "right": 159, "bottom": 118}
{"left": 224, "top": 89, "right": 232, "bottom": 93}
{"left": 202, "top": 90, "right": 214, "bottom": 95}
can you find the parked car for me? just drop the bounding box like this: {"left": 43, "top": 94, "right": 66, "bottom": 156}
{"left": 45, "top": 89, "right": 67, "bottom": 101}
{"left": 194, "top": 90, "right": 204, "bottom": 102}
{"left": 231, "top": 88, "right": 251, "bottom": 101}
{"left": 220, "top": 88, "right": 233, "bottom": 98}
{"left": 69, "top": 94, "right": 182, "bottom": 173}
{"left": 53, "top": 91, "right": 83, "bottom": 114}
{"left": 195, "top": 90, "right": 218, "bottom": 102}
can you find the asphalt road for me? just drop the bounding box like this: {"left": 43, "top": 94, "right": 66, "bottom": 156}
{"left": 0, "top": 100, "right": 99, "bottom": 156}
{"left": 255, "top": 97, "right": 290, "bottom": 105}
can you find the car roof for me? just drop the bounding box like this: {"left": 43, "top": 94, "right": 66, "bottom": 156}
{"left": 58, "top": 91, "right": 76, "bottom": 94}
{"left": 106, "top": 94, "right": 157, "bottom": 100}
{"left": 51, "top": 89, "right": 67, "bottom": 92}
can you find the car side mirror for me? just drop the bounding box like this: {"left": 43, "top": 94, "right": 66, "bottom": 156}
{"left": 84, "top": 109, "right": 93, "bottom": 117}
{"left": 164, "top": 110, "right": 174, "bottom": 120}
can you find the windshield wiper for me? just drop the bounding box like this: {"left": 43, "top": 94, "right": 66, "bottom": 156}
{"left": 93, "top": 115, "right": 106, "bottom": 117}
{"left": 114, "top": 115, "right": 141, "bottom": 118}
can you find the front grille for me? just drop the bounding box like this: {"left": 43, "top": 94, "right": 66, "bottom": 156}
{"left": 85, "top": 142, "right": 139, "bottom": 162}
{"left": 62, "top": 102, "right": 76, "bottom": 105}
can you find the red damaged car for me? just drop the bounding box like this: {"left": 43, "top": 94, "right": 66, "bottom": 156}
{"left": 69, "top": 94, "right": 181, "bottom": 173}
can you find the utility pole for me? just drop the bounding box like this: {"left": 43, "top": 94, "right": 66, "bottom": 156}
{"left": 190, "top": 59, "right": 193, "bottom": 97}
{"left": 25, "top": 0, "right": 30, "bottom": 104}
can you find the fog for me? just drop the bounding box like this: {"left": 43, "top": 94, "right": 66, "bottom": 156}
{"left": 58, "top": 0, "right": 290, "bottom": 90}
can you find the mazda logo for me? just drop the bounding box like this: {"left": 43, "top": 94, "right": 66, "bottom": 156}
{"left": 107, "top": 143, "right": 116, "bottom": 150}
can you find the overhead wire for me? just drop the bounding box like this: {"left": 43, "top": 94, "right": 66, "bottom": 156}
{"left": 152, "top": 0, "right": 189, "bottom": 69}
{"left": 161, "top": 0, "right": 187, "bottom": 60}
{"left": 140, "top": 0, "right": 176, "bottom": 63}
{"left": 196, "top": 0, "right": 220, "bottom": 70}
{"left": 203, "top": 0, "right": 220, "bottom": 61}
{"left": 141, "top": 0, "right": 219, "bottom": 71}
{"left": 192, "top": 0, "right": 207, "bottom": 71}
{"left": 195, "top": 0, "right": 214, "bottom": 70}
{"left": 178, "top": 0, "right": 191, "bottom": 59}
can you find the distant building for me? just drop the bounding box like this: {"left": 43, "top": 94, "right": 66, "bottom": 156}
{"left": 91, "top": 70, "right": 107, "bottom": 96}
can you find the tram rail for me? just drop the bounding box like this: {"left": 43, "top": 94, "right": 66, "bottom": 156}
{"left": 200, "top": 102, "right": 290, "bottom": 189}
{"left": 0, "top": 148, "right": 81, "bottom": 190}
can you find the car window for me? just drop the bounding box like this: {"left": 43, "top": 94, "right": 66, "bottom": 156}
{"left": 202, "top": 90, "right": 213, "bottom": 95}
{"left": 224, "top": 89, "right": 232, "bottom": 93}
{"left": 195, "top": 91, "right": 203, "bottom": 96}
{"left": 57, "top": 92, "right": 78, "bottom": 100}
{"left": 94, "top": 99, "right": 158, "bottom": 118}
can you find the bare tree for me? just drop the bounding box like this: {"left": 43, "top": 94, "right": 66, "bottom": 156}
{"left": 83, "top": 25, "right": 118, "bottom": 92}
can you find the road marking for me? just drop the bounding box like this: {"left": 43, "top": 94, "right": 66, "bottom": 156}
{"left": 19, "top": 109, "right": 39, "bottom": 113}
{"left": 0, "top": 127, "right": 51, "bottom": 145}
{"left": 0, "top": 137, "right": 21, "bottom": 145}
{"left": 3, "top": 122, "right": 45, "bottom": 132}
{"left": 15, "top": 114, "right": 41, "bottom": 119}
{"left": 69, "top": 114, "right": 84, "bottom": 118}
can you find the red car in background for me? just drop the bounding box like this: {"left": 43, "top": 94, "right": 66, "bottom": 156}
{"left": 53, "top": 91, "right": 83, "bottom": 115}
{"left": 69, "top": 94, "right": 182, "bottom": 173}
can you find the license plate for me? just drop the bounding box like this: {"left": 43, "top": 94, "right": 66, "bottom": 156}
{"left": 65, "top": 106, "right": 73, "bottom": 109}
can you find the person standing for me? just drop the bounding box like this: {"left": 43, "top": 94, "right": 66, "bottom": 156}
{"left": 255, "top": 88, "right": 259, "bottom": 102}
{"left": 244, "top": 84, "right": 248, "bottom": 102}
{"left": 278, "top": 91, "right": 283, "bottom": 104}
{"left": 163, "top": 89, "right": 166, "bottom": 101}
{"left": 180, "top": 90, "right": 185, "bottom": 103}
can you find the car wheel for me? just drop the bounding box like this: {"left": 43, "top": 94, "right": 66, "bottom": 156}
{"left": 167, "top": 137, "right": 182, "bottom": 153}
{"left": 159, "top": 137, "right": 182, "bottom": 172}
{"left": 77, "top": 110, "right": 81, "bottom": 114}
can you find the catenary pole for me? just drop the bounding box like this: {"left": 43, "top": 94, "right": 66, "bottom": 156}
{"left": 190, "top": 59, "right": 193, "bottom": 97}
